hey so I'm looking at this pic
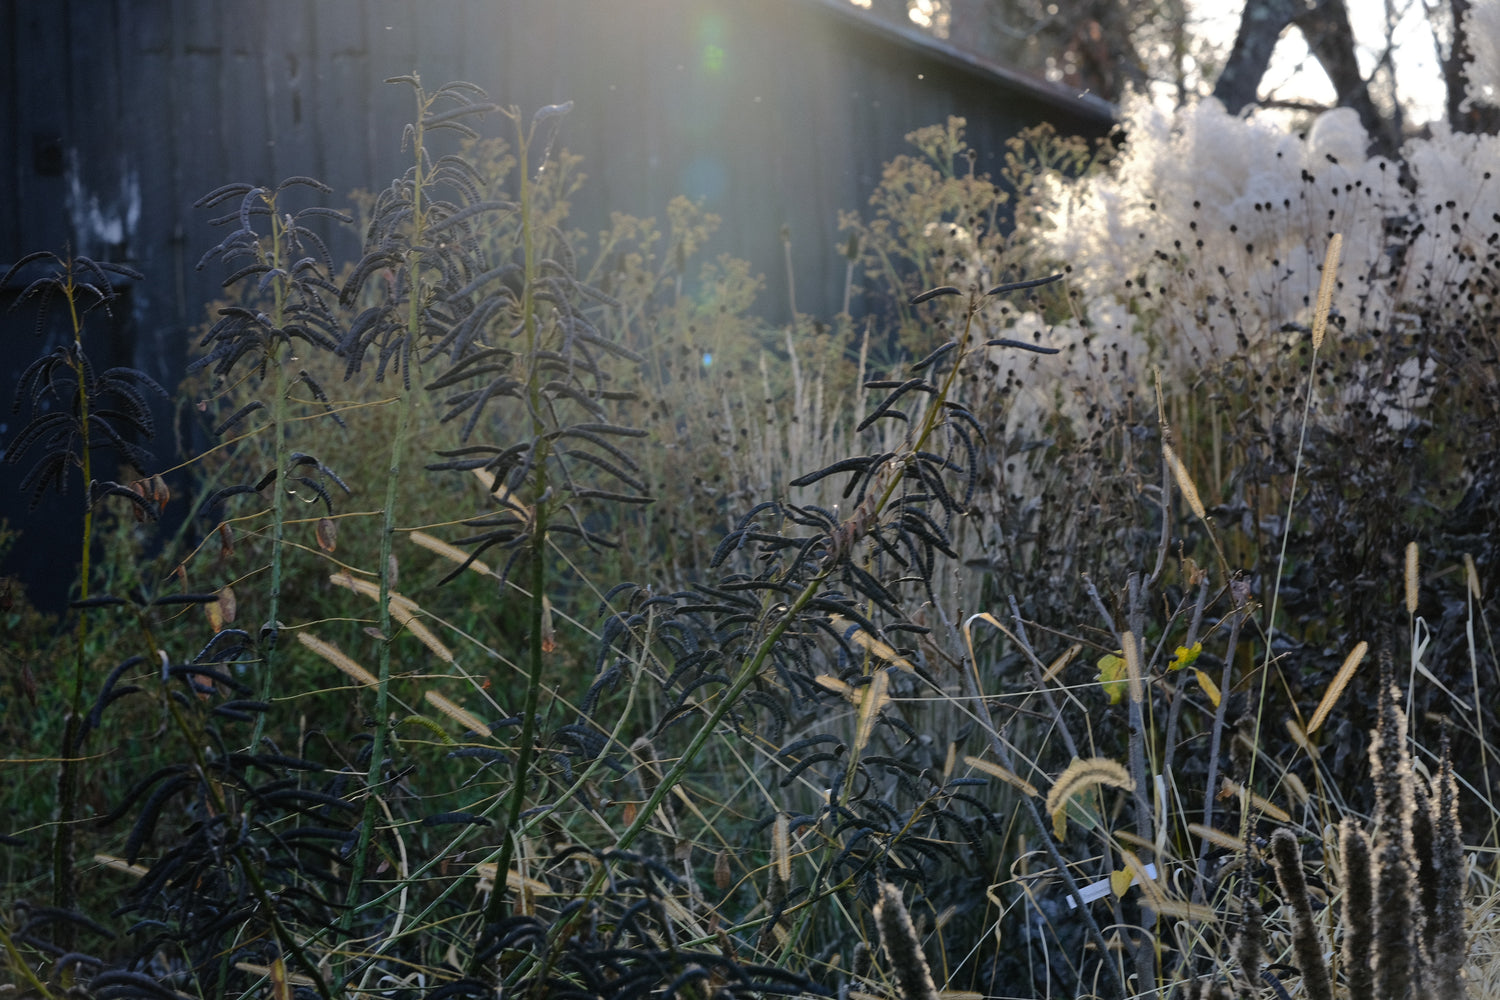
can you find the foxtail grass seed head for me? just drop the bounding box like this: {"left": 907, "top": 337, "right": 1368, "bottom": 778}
{"left": 772, "top": 812, "right": 792, "bottom": 885}
{"left": 851, "top": 940, "right": 872, "bottom": 981}
{"left": 1121, "top": 630, "right": 1144, "bottom": 706}
{"left": 873, "top": 882, "right": 938, "bottom": 1000}
{"left": 963, "top": 754, "right": 1039, "bottom": 798}
{"left": 1046, "top": 757, "right": 1135, "bottom": 840}
{"left": 298, "top": 631, "right": 379, "bottom": 688}
{"left": 424, "top": 691, "right": 490, "bottom": 738}
{"left": 1162, "top": 441, "right": 1207, "bottom": 520}
{"left": 1311, "top": 232, "right": 1342, "bottom": 351}
{"left": 1405, "top": 541, "right": 1419, "bottom": 615}
{"left": 1269, "top": 829, "right": 1333, "bottom": 1000}
{"left": 1308, "top": 639, "right": 1368, "bottom": 734}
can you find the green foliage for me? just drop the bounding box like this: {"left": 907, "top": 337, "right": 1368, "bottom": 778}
{"left": 1, "top": 96, "right": 1496, "bottom": 1000}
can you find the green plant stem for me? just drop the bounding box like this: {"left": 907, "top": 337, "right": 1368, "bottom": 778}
{"left": 0, "top": 923, "right": 59, "bottom": 998}
{"left": 478, "top": 512, "right": 550, "bottom": 932}
{"left": 249, "top": 204, "right": 294, "bottom": 754}
{"left": 54, "top": 265, "right": 93, "bottom": 925}
{"left": 157, "top": 677, "right": 336, "bottom": 1000}
{"left": 329, "top": 650, "right": 646, "bottom": 989}
{"left": 343, "top": 83, "right": 429, "bottom": 938}
{"left": 479, "top": 114, "right": 555, "bottom": 939}
{"left": 513, "top": 297, "right": 990, "bottom": 992}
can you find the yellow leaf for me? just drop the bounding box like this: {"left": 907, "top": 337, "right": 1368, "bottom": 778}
{"left": 1110, "top": 868, "right": 1133, "bottom": 898}
{"left": 1194, "top": 668, "right": 1220, "bottom": 708}
{"left": 1096, "top": 652, "right": 1127, "bottom": 704}
{"left": 270, "top": 954, "right": 293, "bottom": 1000}
{"left": 1168, "top": 642, "right": 1203, "bottom": 671}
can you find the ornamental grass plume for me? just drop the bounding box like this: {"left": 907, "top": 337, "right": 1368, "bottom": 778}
{"left": 1008, "top": 87, "right": 1500, "bottom": 438}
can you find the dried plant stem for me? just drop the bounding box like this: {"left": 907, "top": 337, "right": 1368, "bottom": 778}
{"left": 334, "top": 660, "right": 647, "bottom": 989}
{"left": 1243, "top": 235, "right": 1341, "bottom": 838}
{"left": 1161, "top": 575, "right": 1212, "bottom": 781}
{"left": 1195, "top": 605, "right": 1245, "bottom": 902}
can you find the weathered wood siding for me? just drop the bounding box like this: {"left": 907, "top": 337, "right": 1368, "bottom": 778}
{"left": 0, "top": 0, "right": 1112, "bottom": 605}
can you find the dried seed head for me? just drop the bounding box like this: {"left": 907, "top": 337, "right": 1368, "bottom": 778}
{"left": 1370, "top": 654, "right": 1418, "bottom": 1000}
{"left": 298, "top": 631, "right": 378, "bottom": 688}
{"left": 1163, "top": 441, "right": 1207, "bottom": 520}
{"left": 1405, "top": 541, "right": 1419, "bottom": 615}
{"left": 1308, "top": 639, "right": 1368, "bottom": 733}
{"left": 873, "top": 882, "right": 938, "bottom": 1000}
{"left": 1428, "top": 736, "right": 1469, "bottom": 1000}
{"left": 1339, "top": 818, "right": 1375, "bottom": 998}
{"left": 1269, "top": 830, "right": 1333, "bottom": 1000}
{"left": 1311, "top": 233, "right": 1342, "bottom": 351}
{"left": 1235, "top": 897, "right": 1264, "bottom": 996}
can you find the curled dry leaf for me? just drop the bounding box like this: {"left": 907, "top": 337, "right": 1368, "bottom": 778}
{"left": 714, "top": 850, "right": 731, "bottom": 891}
{"left": 316, "top": 516, "right": 338, "bottom": 553}
{"left": 218, "top": 586, "right": 237, "bottom": 626}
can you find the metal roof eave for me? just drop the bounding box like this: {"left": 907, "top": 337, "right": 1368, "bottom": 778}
{"left": 804, "top": 0, "right": 1118, "bottom": 129}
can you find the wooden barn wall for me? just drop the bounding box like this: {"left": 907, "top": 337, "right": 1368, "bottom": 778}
{"left": 0, "top": 0, "right": 1112, "bottom": 606}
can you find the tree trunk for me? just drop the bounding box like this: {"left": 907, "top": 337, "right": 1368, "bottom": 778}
{"left": 1294, "top": 0, "right": 1398, "bottom": 156}
{"left": 1446, "top": 0, "right": 1500, "bottom": 133}
{"left": 1212, "top": 0, "right": 1304, "bottom": 115}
